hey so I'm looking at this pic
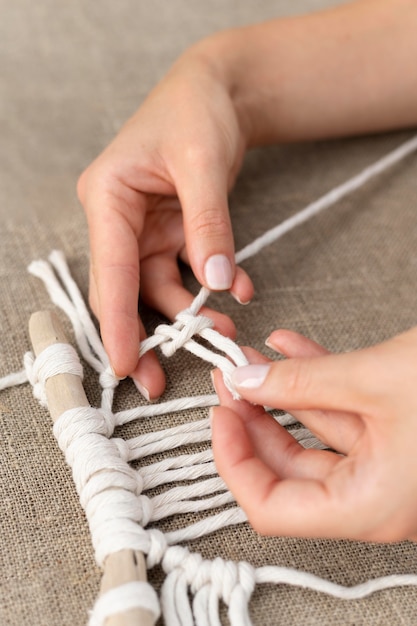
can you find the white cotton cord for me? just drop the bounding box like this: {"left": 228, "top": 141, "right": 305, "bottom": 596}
{"left": 32, "top": 343, "right": 83, "bottom": 385}
{"left": 162, "top": 568, "right": 193, "bottom": 626}
{"left": 141, "top": 458, "right": 217, "bottom": 490}
{"left": 143, "top": 329, "right": 239, "bottom": 394}
{"left": 151, "top": 476, "right": 228, "bottom": 510}
{"left": 162, "top": 548, "right": 205, "bottom": 626}
{"left": 48, "top": 251, "right": 109, "bottom": 367}
{"left": 288, "top": 426, "right": 327, "bottom": 449}
{"left": 88, "top": 581, "right": 160, "bottom": 626}
{"left": 195, "top": 559, "right": 221, "bottom": 626}
{"left": 205, "top": 559, "right": 227, "bottom": 626}
{"left": 115, "top": 393, "right": 218, "bottom": 425}
{"left": 53, "top": 407, "right": 114, "bottom": 452}
{"left": 192, "top": 585, "right": 212, "bottom": 626}
{"left": 208, "top": 585, "right": 222, "bottom": 626}
{"left": 235, "top": 133, "right": 417, "bottom": 265}
{"left": 139, "top": 305, "right": 248, "bottom": 397}
{"left": 141, "top": 449, "right": 213, "bottom": 475}
{"left": 50, "top": 402, "right": 153, "bottom": 566}
{"left": 224, "top": 561, "right": 255, "bottom": 626}
{"left": 188, "top": 286, "right": 211, "bottom": 316}
{"left": 199, "top": 326, "right": 248, "bottom": 368}
{"left": 255, "top": 566, "right": 417, "bottom": 600}
{"left": 126, "top": 418, "right": 211, "bottom": 460}
{"left": 28, "top": 259, "right": 105, "bottom": 375}
{"left": 165, "top": 507, "right": 247, "bottom": 546}
{"left": 228, "top": 584, "right": 253, "bottom": 626}
{"left": 175, "top": 570, "right": 195, "bottom": 626}
{"left": 161, "top": 548, "right": 256, "bottom": 626}
{"left": 0, "top": 367, "right": 28, "bottom": 391}
{"left": 141, "top": 311, "right": 214, "bottom": 357}
{"left": 23, "top": 351, "right": 47, "bottom": 406}
{"left": 128, "top": 428, "right": 211, "bottom": 460}
{"left": 49, "top": 251, "right": 119, "bottom": 413}
{"left": 150, "top": 479, "right": 233, "bottom": 522}
{"left": 29, "top": 254, "right": 121, "bottom": 412}
{"left": 274, "top": 411, "right": 298, "bottom": 427}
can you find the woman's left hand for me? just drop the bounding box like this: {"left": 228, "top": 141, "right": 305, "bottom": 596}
{"left": 211, "top": 326, "right": 417, "bottom": 542}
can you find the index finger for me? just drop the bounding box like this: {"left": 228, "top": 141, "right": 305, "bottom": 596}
{"left": 82, "top": 181, "right": 145, "bottom": 378}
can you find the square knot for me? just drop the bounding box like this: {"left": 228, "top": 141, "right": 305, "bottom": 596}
{"left": 99, "top": 366, "right": 120, "bottom": 390}
{"left": 155, "top": 310, "right": 214, "bottom": 357}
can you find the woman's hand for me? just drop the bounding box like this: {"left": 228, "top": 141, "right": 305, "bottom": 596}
{"left": 77, "top": 46, "right": 254, "bottom": 395}
{"left": 212, "top": 327, "right": 417, "bottom": 542}
{"left": 78, "top": 0, "right": 417, "bottom": 397}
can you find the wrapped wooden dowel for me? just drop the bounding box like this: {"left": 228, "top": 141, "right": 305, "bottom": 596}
{"left": 29, "top": 310, "right": 155, "bottom": 626}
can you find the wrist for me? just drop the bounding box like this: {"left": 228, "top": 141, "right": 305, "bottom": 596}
{"left": 178, "top": 30, "right": 258, "bottom": 149}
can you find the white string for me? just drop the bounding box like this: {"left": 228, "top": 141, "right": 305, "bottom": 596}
{"left": 255, "top": 567, "right": 417, "bottom": 600}
{"left": 0, "top": 367, "right": 28, "bottom": 390}
{"left": 33, "top": 343, "right": 84, "bottom": 384}
{"left": 89, "top": 581, "right": 160, "bottom": 626}
{"left": 235, "top": 133, "right": 417, "bottom": 264}
{"left": 115, "top": 394, "right": 218, "bottom": 424}
{"left": 28, "top": 251, "right": 118, "bottom": 413}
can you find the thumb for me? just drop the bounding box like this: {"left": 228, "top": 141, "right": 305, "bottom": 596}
{"left": 230, "top": 351, "right": 367, "bottom": 414}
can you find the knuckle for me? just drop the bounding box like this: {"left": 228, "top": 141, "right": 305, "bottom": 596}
{"left": 189, "top": 207, "right": 231, "bottom": 239}
{"left": 284, "top": 359, "right": 311, "bottom": 398}
{"left": 108, "top": 262, "right": 140, "bottom": 286}
{"left": 183, "top": 143, "right": 214, "bottom": 170}
{"left": 77, "top": 159, "right": 118, "bottom": 212}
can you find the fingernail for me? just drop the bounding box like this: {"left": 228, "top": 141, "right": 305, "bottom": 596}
{"left": 210, "top": 370, "right": 219, "bottom": 395}
{"left": 133, "top": 378, "right": 150, "bottom": 401}
{"left": 265, "top": 336, "right": 284, "bottom": 356}
{"left": 231, "top": 292, "right": 252, "bottom": 306}
{"left": 232, "top": 364, "right": 271, "bottom": 389}
{"left": 265, "top": 336, "right": 276, "bottom": 350}
{"left": 204, "top": 254, "right": 233, "bottom": 290}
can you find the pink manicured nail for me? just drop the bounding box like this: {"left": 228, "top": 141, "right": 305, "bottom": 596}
{"left": 232, "top": 364, "right": 271, "bottom": 389}
{"left": 231, "top": 292, "right": 252, "bottom": 306}
{"left": 265, "top": 336, "right": 276, "bottom": 350}
{"left": 133, "top": 378, "right": 150, "bottom": 401}
{"left": 210, "top": 370, "right": 218, "bottom": 395}
{"left": 204, "top": 255, "right": 233, "bottom": 290}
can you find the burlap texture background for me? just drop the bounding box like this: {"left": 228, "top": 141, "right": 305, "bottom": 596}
{"left": 1, "top": 0, "right": 417, "bottom": 624}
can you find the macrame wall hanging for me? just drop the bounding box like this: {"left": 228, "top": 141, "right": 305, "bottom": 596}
{"left": 2, "top": 135, "right": 417, "bottom": 626}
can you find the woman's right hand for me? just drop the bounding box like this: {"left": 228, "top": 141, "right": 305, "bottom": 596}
{"left": 77, "top": 40, "right": 254, "bottom": 396}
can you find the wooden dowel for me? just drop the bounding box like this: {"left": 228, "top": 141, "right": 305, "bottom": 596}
{"left": 29, "top": 310, "right": 155, "bottom": 626}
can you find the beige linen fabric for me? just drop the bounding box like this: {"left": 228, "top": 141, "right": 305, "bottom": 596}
{"left": 1, "top": 1, "right": 417, "bottom": 624}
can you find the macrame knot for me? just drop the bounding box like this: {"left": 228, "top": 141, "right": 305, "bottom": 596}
{"left": 137, "top": 494, "right": 153, "bottom": 527}
{"left": 99, "top": 366, "right": 120, "bottom": 391}
{"left": 89, "top": 581, "right": 160, "bottom": 626}
{"left": 155, "top": 310, "right": 214, "bottom": 358}
{"left": 112, "top": 437, "right": 131, "bottom": 463}
{"left": 162, "top": 545, "right": 192, "bottom": 574}
{"left": 25, "top": 343, "right": 84, "bottom": 407}
{"left": 24, "top": 351, "right": 47, "bottom": 406}
{"left": 53, "top": 407, "right": 115, "bottom": 452}
{"left": 159, "top": 547, "right": 256, "bottom": 625}
{"left": 146, "top": 529, "right": 168, "bottom": 569}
